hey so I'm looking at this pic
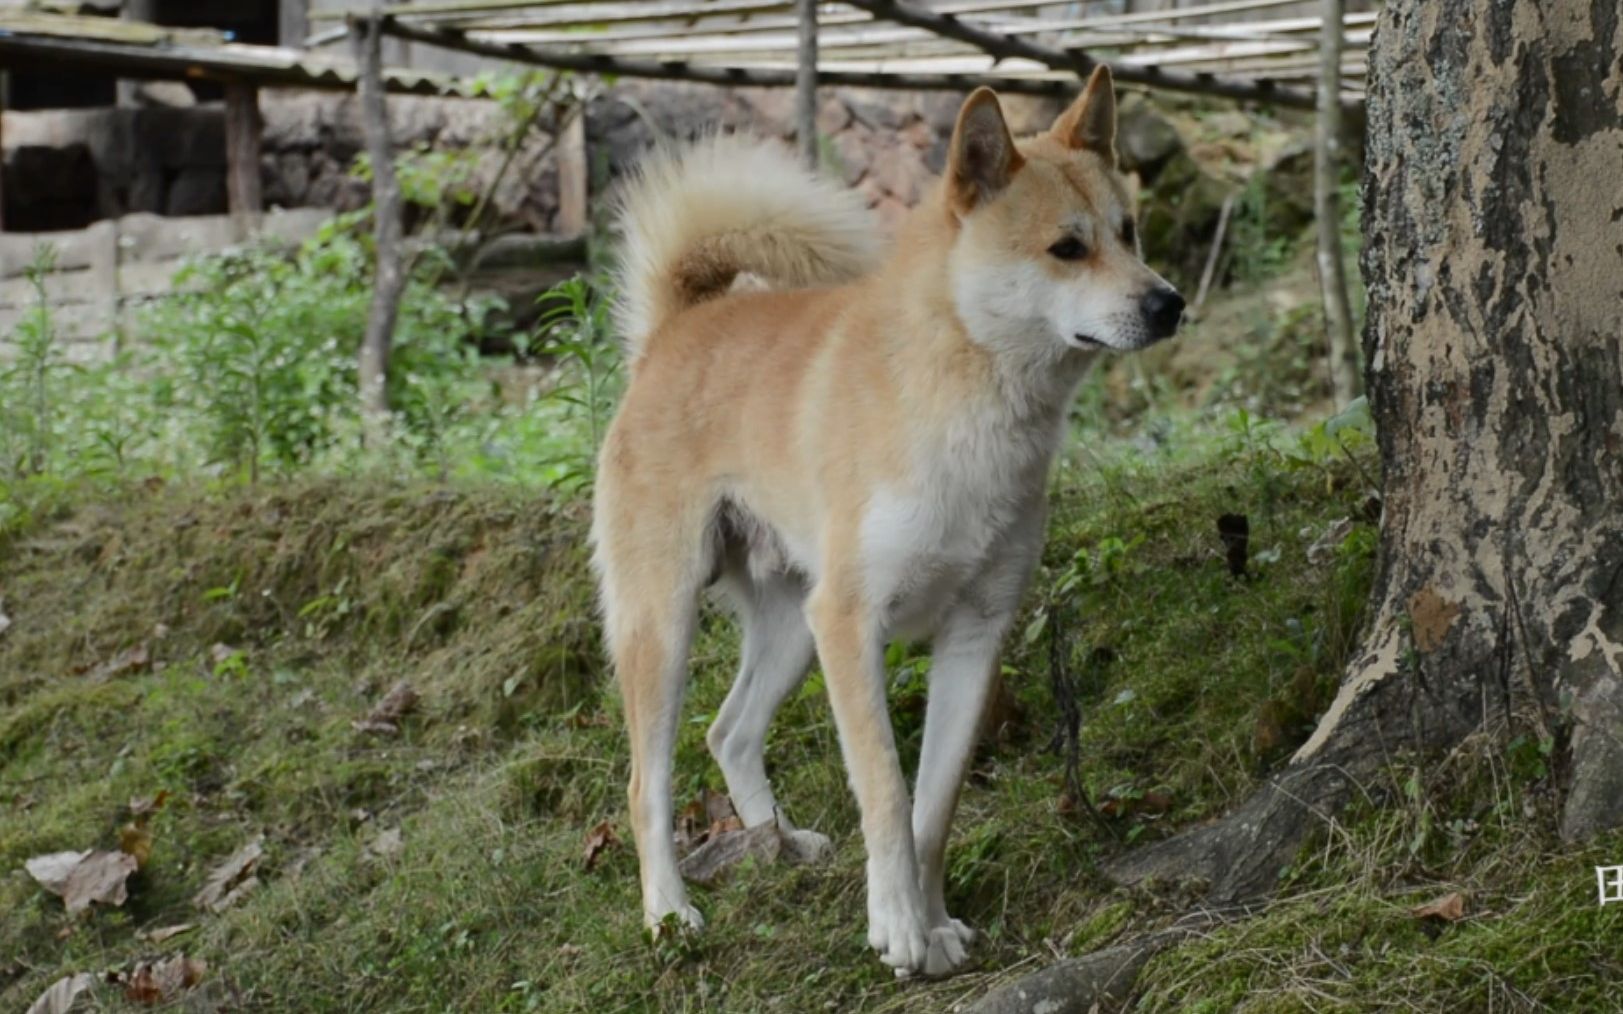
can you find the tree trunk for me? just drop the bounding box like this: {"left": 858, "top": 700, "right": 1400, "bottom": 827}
{"left": 351, "top": 15, "right": 405, "bottom": 445}
{"left": 1108, "top": 0, "right": 1623, "bottom": 902}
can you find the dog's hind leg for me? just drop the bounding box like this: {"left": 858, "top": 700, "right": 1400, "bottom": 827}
{"left": 596, "top": 502, "right": 710, "bottom": 932}
{"left": 706, "top": 574, "right": 830, "bottom": 859}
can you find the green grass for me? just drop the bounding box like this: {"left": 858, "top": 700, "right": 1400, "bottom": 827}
{"left": 0, "top": 420, "right": 1605, "bottom": 1012}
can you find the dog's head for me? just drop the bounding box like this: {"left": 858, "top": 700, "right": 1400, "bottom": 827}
{"left": 943, "top": 69, "right": 1184, "bottom": 359}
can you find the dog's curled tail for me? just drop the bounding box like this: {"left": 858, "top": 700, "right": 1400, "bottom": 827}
{"left": 611, "top": 133, "right": 882, "bottom": 361}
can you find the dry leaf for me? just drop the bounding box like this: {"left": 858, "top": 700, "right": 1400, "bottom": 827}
{"left": 118, "top": 824, "right": 153, "bottom": 869}
{"left": 137, "top": 922, "right": 197, "bottom": 944}
{"left": 26, "top": 849, "right": 138, "bottom": 914}
{"left": 25, "top": 973, "right": 96, "bottom": 1014}
{"left": 1411, "top": 891, "right": 1466, "bottom": 922}
{"left": 92, "top": 643, "right": 151, "bottom": 680}
{"left": 352, "top": 680, "right": 420, "bottom": 735}
{"left": 128, "top": 790, "right": 170, "bottom": 820}
{"left": 583, "top": 820, "right": 621, "bottom": 871}
{"left": 368, "top": 827, "right": 404, "bottom": 859}
{"left": 120, "top": 954, "right": 206, "bottom": 1006}
{"left": 193, "top": 837, "right": 263, "bottom": 913}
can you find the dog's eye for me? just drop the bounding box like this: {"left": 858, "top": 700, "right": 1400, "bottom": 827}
{"left": 1120, "top": 219, "right": 1137, "bottom": 246}
{"left": 1047, "top": 236, "right": 1088, "bottom": 261}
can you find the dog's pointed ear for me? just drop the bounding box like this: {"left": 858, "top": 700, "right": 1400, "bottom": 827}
{"left": 946, "top": 88, "right": 1024, "bottom": 216}
{"left": 1051, "top": 65, "right": 1117, "bottom": 162}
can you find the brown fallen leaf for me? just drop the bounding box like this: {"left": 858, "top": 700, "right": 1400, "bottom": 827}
{"left": 583, "top": 819, "right": 621, "bottom": 872}
{"left": 1411, "top": 891, "right": 1466, "bottom": 922}
{"left": 137, "top": 922, "right": 197, "bottom": 944}
{"left": 25, "top": 972, "right": 96, "bottom": 1014}
{"left": 92, "top": 643, "right": 151, "bottom": 680}
{"left": 128, "top": 790, "right": 170, "bottom": 820}
{"left": 26, "top": 849, "right": 139, "bottom": 914}
{"left": 676, "top": 789, "right": 741, "bottom": 854}
{"left": 352, "top": 680, "right": 420, "bottom": 735}
{"left": 119, "top": 954, "right": 206, "bottom": 1006}
{"left": 193, "top": 837, "right": 263, "bottom": 913}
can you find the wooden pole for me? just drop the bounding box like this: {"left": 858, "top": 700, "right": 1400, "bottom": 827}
{"left": 555, "top": 107, "right": 588, "bottom": 237}
{"left": 224, "top": 81, "right": 263, "bottom": 229}
{"left": 1313, "top": 0, "right": 1359, "bottom": 404}
{"left": 351, "top": 14, "right": 407, "bottom": 444}
{"left": 796, "top": 0, "right": 818, "bottom": 170}
{"left": 376, "top": 16, "right": 1076, "bottom": 97}
{"left": 845, "top": 0, "right": 1344, "bottom": 112}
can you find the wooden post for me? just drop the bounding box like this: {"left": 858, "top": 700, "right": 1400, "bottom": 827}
{"left": 555, "top": 108, "right": 588, "bottom": 237}
{"left": 224, "top": 81, "right": 263, "bottom": 230}
{"left": 351, "top": 14, "right": 406, "bottom": 444}
{"left": 1314, "top": 0, "right": 1359, "bottom": 404}
{"left": 796, "top": 0, "right": 818, "bottom": 170}
{"left": 118, "top": 0, "right": 159, "bottom": 107}
{"left": 0, "top": 72, "right": 7, "bottom": 232}
{"left": 280, "top": 0, "right": 310, "bottom": 47}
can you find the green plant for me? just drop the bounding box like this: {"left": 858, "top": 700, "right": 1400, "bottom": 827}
{"left": 1, "top": 245, "right": 66, "bottom": 478}
{"left": 528, "top": 275, "right": 623, "bottom": 493}
{"left": 144, "top": 216, "right": 496, "bottom": 481}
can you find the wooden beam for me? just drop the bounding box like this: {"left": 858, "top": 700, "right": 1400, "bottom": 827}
{"left": 224, "top": 81, "right": 264, "bottom": 227}
{"left": 846, "top": 0, "right": 1342, "bottom": 111}
{"left": 796, "top": 0, "right": 817, "bottom": 170}
{"left": 377, "top": 16, "right": 1076, "bottom": 96}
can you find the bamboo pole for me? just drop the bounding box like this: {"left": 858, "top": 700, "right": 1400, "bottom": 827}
{"left": 376, "top": 17, "right": 1076, "bottom": 96}
{"left": 796, "top": 0, "right": 818, "bottom": 170}
{"left": 1314, "top": 0, "right": 1359, "bottom": 404}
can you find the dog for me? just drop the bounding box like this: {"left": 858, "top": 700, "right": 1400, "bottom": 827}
{"left": 591, "top": 67, "right": 1183, "bottom": 978}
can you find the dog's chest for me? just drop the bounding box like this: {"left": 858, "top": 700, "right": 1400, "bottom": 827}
{"left": 859, "top": 418, "right": 1055, "bottom": 636}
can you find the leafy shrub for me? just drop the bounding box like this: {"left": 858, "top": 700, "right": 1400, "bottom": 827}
{"left": 142, "top": 214, "right": 497, "bottom": 480}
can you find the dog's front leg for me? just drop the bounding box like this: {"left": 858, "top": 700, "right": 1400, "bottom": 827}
{"left": 910, "top": 606, "right": 1010, "bottom": 974}
{"left": 806, "top": 579, "right": 930, "bottom": 976}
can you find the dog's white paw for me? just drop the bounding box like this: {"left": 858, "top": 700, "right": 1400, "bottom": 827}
{"left": 781, "top": 827, "right": 833, "bottom": 864}
{"left": 645, "top": 902, "right": 705, "bottom": 934}
{"left": 867, "top": 880, "right": 931, "bottom": 975}
{"left": 923, "top": 920, "right": 974, "bottom": 976}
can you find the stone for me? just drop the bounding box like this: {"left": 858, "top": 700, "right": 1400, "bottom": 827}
{"left": 1116, "top": 100, "right": 1184, "bottom": 181}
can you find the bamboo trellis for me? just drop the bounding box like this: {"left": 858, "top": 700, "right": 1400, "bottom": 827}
{"left": 310, "top": 0, "right": 1377, "bottom": 111}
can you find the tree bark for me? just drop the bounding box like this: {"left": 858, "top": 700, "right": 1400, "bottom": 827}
{"left": 1315, "top": 0, "right": 1360, "bottom": 405}
{"left": 351, "top": 15, "right": 406, "bottom": 445}
{"left": 1107, "top": 0, "right": 1623, "bottom": 902}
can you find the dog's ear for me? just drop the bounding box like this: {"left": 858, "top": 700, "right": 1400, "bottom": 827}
{"left": 946, "top": 88, "right": 1024, "bottom": 216}
{"left": 1051, "top": 65, "right": 1117, "bottom": 162}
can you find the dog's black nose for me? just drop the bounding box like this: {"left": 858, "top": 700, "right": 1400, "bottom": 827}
{"left": 1141, "top": 287, "right": 1185, "bottom": 339}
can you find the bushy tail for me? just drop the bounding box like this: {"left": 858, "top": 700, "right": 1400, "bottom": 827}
{"left": 611, "top": 133, "right": 882, "bottom": 361}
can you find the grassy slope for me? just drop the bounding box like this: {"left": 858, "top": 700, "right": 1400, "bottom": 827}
{"left": 2, "top": 431, "right": 1616, "bottom": 1012}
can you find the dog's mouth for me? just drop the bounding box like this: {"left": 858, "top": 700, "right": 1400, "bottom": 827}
{"left": 1068, "top": 334, "right": 1106, "bottom": 350}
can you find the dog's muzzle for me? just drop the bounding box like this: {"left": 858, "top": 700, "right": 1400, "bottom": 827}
{"left": 1139, "top": 286, "right": 1186, "bottom": 342}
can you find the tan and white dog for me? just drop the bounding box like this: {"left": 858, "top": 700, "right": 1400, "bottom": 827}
{"left": 591, "top": 68, "right": 1182, "bottom": 978}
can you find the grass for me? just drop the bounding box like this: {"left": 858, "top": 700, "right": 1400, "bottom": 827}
{"left": 0, "top": 410, "right": 1399, "bottom": 1011}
